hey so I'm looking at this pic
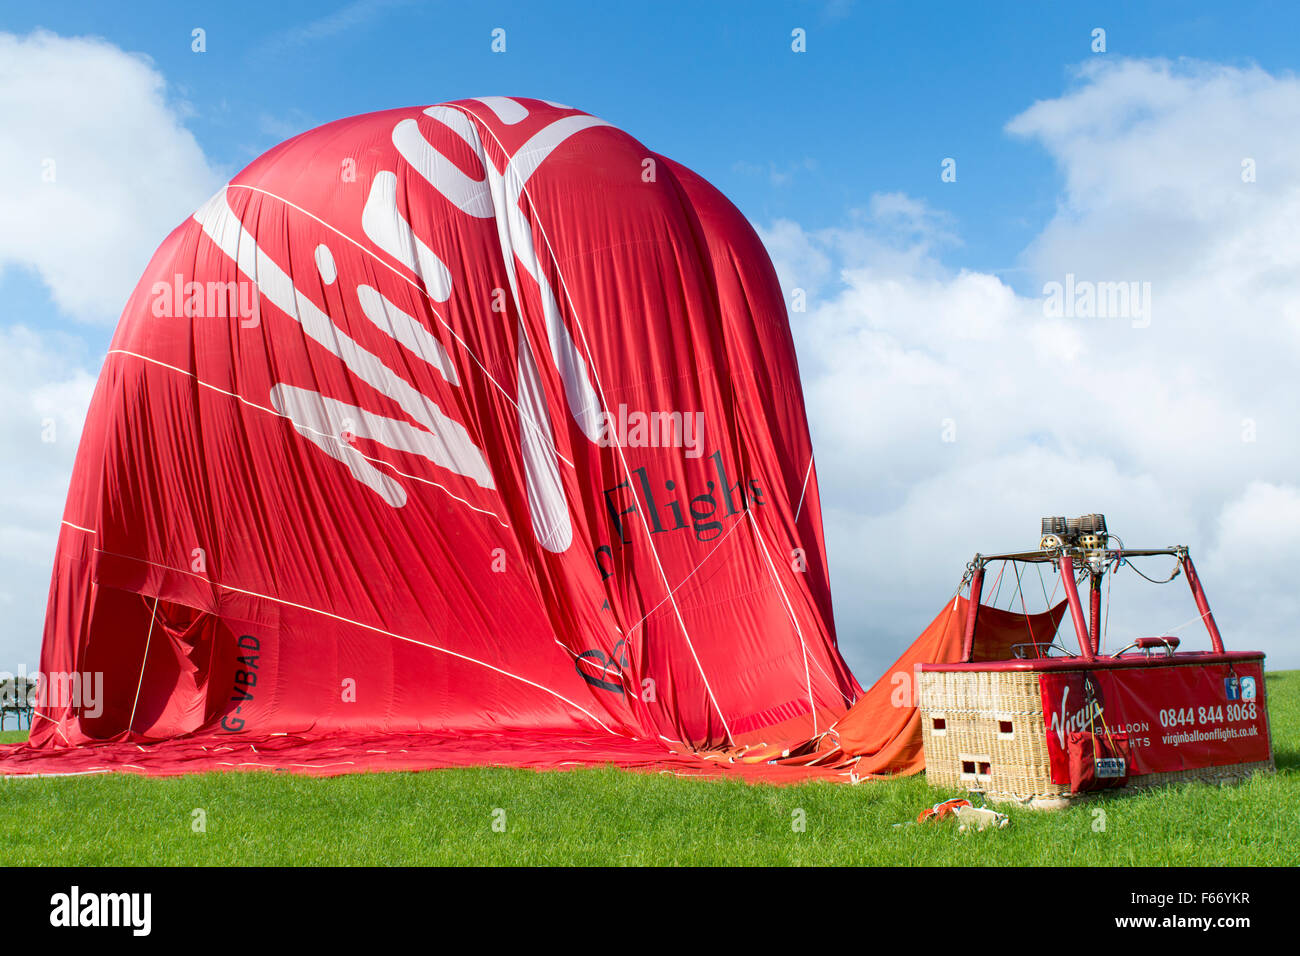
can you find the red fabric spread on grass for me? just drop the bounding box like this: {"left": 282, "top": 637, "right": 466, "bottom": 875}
{"left": 0, "top": 732, "right": 854, "bottom": 782}
{"left": 1, "top": 98, "right": 864, "bottom": 782}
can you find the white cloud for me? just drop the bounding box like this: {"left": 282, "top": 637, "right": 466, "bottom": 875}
{"left": 0, "top": 30, "right": 223, "bottom": 321}
{"left": 0, "top": 31, "right": 221, "bottom": 665}
{"left": 767, "top": 57, "right": 1300, "bottom": 675}
{"left": 1202, "top": 482, "right": 1300, "bottom": 648}
{"left": 0, "top": 326, "right": 95, "bottom": 668}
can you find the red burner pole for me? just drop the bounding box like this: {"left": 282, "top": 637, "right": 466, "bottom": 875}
{"left": 1182, "top": 552, "right": 1226, "bottom": 653}
{"left": 1089, "top": 571, "right": 1102, "bottom": 655}
{"left": 960, "top": 564, "right": 985, "bottom": 662}
{"left": 1061, "top": 554, "right": 1096, "bottom": 661}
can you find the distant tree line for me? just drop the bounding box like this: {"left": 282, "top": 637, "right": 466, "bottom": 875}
{"left": 0, "top": 675, "right": 37, "bottom": 731}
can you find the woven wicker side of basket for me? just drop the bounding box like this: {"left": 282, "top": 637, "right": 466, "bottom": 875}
{"left": 919, "top": 669, "right": 1069, "bottom": 802}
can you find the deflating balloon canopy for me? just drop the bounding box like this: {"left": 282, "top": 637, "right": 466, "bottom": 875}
{"left": 30, "top": 96, "right": 860, "bottom": 764}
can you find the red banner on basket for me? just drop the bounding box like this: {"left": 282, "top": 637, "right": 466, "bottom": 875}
{"left": 1039, "top": 661, "right": 1269, "bottom": 784}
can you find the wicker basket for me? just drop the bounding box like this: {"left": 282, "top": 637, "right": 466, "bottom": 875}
{"left": 918, "top": 667, "right": 1275, "bottom": 808}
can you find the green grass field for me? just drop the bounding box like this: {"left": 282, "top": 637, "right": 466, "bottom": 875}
{"left": 2, "top": 671, "right": 1296, "bottom": 866}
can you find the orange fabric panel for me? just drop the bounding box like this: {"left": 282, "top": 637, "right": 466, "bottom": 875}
{"left": 831, "top": 597, "right": 968, "bottom": 776}
{"left": 830, "top": 597, "right": 1068, "bottom": 776}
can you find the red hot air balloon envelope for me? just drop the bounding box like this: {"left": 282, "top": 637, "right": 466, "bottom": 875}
{"left": 0, "top": 97, "right": 871, "bottom": 780}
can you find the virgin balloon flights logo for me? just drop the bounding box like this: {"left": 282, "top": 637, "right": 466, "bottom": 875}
{"left": 192, "top": 98, "right": 620, "bottom": 555}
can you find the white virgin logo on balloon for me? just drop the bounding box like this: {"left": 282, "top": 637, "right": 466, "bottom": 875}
{"left": 194, "top": 97, "right": 609, "bottom": 554}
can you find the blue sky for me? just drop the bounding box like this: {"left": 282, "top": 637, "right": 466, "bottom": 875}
{"left": 4, "top": 1, "right": 1300, "bottom": 675}
{"left": 9, "top": 0, "right": 1300, "bottom": 343}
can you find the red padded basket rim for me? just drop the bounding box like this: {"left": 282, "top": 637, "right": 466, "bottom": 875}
{"left": 920, "top": 651, "right": 1265, "bottom": 673}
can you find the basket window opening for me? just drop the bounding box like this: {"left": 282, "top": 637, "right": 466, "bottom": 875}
{"left": 933, "top": 717, "right": 946, "bottom": 733}
{"left": 959, "top": 753, "right": 994, "bottom": 783}
{"left": 998, "top": 719, "right": 1014, "bottom": 738}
